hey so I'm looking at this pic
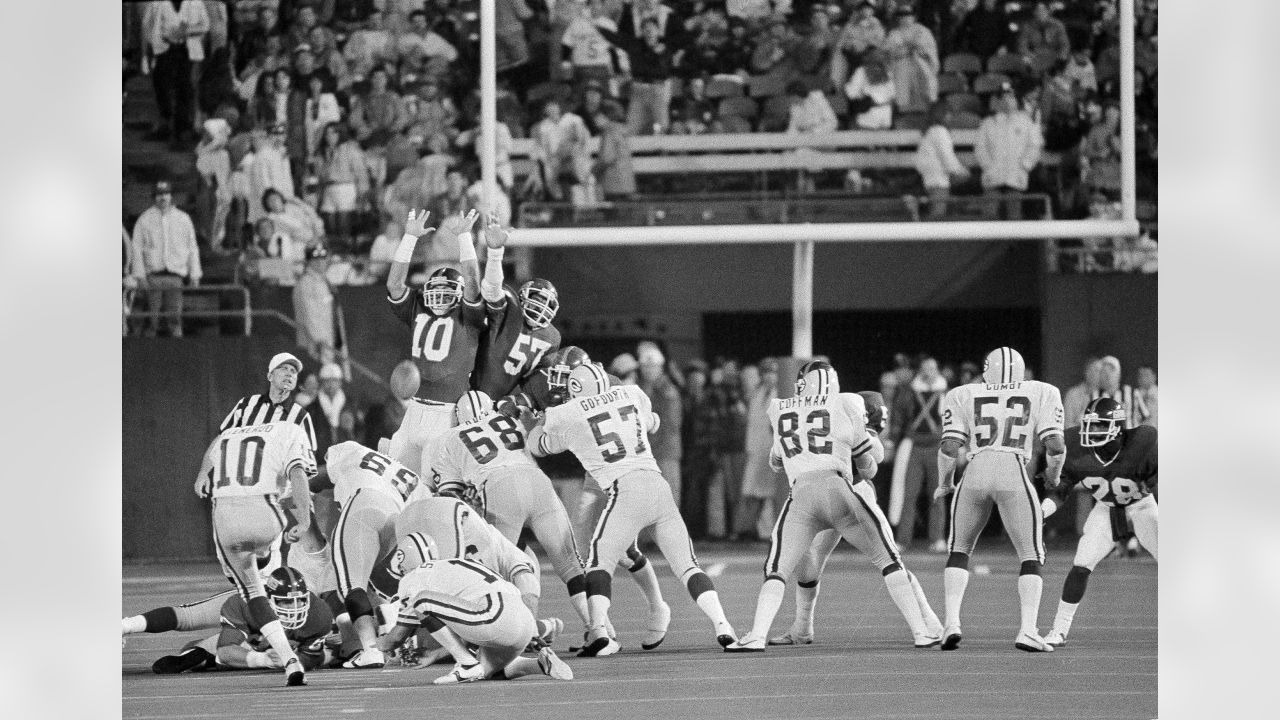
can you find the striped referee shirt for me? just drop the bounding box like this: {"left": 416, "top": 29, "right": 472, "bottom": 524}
{"left": 1091, "top": 385, "right": 1150, "bottom": 429}
{"left": 220, "top": 394, "right": 318, "bottom": 451}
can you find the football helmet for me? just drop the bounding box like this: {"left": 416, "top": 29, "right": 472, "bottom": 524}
{"left": 422, "top": 267, "right": 464, "bottom": 316}
{"left": 455, "top": 390, "right": 494, "bottom": 424}
{"left": 568, "top": 362, "right": 610, "bottom": 399}
{"left": 391, "top": 532, "right": 438, "bottom": 578}
{"left": 544, "top": 346, "right": 590, "bottom": 393}
{"left": 264, "top": 566, "right": 310, "bottom": 630}
{"left": 518, "top": 279, "right": 559, "bottom": 329}
{"left": 796, "top": 360, "right": 839, "bottom": 396}
{"left": 1080, "top": 397, "right": 1126, "bottom": 447}
{"left": 982, "top": 347, "right": 1026, "bottom": 384}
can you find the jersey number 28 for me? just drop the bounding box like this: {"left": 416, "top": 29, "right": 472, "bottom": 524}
{"left": 1081, "top": 475, "right": 1144, "bottom": 506}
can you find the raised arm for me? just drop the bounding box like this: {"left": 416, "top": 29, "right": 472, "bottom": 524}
{"left": 454, "top": 209, "right": 483, "bottom": 304}
{"left": 480, "top": 212, "right": 509, "bottom": 306}
{"left": 387, "top": 208, "right": 434, "bottom": 301}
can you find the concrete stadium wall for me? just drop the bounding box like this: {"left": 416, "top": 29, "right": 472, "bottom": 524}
{"left": 1040, "top": 272, "right": 1158, "bottom": 388}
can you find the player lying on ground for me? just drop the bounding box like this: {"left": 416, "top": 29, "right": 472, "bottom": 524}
{"left": 935, "top": 346, "right": 1065, "bottom": 653}
{"left": 499, "top": 346, "right": 672, "bottom": 651}
{"left": 377, "top": 534, "right": 574, "bottom": 684}
{"left": 1039, "top": 397, "right": 1158, "bottom": 647}
{"left": 529, "top": 363, "right": 736, "bottom": 657}
{"left": 726, "top": 362, "right": 943, "bottom": 652}
{"left": 764, "top": 388, "right": 942, "bottom": 647}
{"left": 151, "top": 567, "right": 333, "bottom": 676}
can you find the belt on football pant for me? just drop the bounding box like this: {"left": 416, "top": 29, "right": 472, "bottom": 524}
{"left": 412, "top": 397, "right": 451, "bottom": 407}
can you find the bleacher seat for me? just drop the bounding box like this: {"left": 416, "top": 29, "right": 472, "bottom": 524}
{"left": 894, "top": 112, "right": 929, "bottom": 131}
{"left": 748, "top": 73, "right": 787, "bottom": 98}
{"left": 944, "top": 92, "right": 982, "bottom": 116}
{"left": 986, "top": 53, "right": 1028, "bottom": 76}
{"left": 825, "top": 93, "right": 850, "bottom": 119}
{"left": 943, "top": 52, "right": 983, "bottom": 76}
{"left": 936, "top": 72, "right": 969, "bottom": 96}
{"left": 718, "top": 96, "right": 758, "bottom": 122}
{"left": 945, "top": 111, "right": 983, "bottom": 130}
{"left": 706, "top": 77, "right": 744, "bottom": 99}
{"left": 973, "top": 72, "right": 1012, "bottom": 95}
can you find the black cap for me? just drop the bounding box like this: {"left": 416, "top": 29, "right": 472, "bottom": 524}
{"left": 305, "top": 244, "right": 329, "bottom": 261}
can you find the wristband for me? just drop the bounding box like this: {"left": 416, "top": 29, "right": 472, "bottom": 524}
{"left": 486, "top": 247, "right": 505, "bottom": 264}
{"left": 457, "top": 232, "right": 477, "bottom": 262}
{"left": 394, "top": 233, "right": 418, "bottom": 264}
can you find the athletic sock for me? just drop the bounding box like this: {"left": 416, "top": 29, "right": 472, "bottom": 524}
{"left": 794, "top": 581, "right": 819, "bottom": 634}
{"left": 884, "top": 570, "right": 928, "bottom": 636}
{"left": 749, "top": 578, "right": 785, "bottom": 640}
{"left": 1053, "top": 600, "right": 1079, "bottom": 636}
{"left": 259, "top": 619, "right": 299, "bottom": 666}
{"left": 630, "top": 559, "right": 665, "bottom": 610}
{"left": 122, "top": 615, "right": 148, "bottom": 635}
{"left": 502, "top": 656, "right": 542, "bottom": 679}
{"left": 587, "top": 594, "right": 612, "bottom": 633}
{"left": 908, "top": 572, "right": 942, "bottom": 630}
{"left": 1017, "top": 574, "right": 1044, "bottom": 636}
{"left": 943, "top": 567, "right": 970, "bottom": 628}
{"left": 569, "top": 592, "right": 590, "bottom": 627}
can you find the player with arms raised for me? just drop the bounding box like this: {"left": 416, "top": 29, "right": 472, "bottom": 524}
{"left": 385, "top": 207, "right": 485, "bottom": 475}
{"left": 935, "top": 346, "right": 1066, "bottom": 653}
{"left": 193, "top": 420, "right": 316, "bottom": 685}
{"left": 528, "top": 364, "right": 736, "bottom": 657}
{"left": 1041, "top": 397, "right": 1157, "bottom": 646}
{"left": 726, "top": 362, "right": 941, "bottom": 652}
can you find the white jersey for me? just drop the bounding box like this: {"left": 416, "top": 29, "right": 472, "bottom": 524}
{"left": 395, "top": 558, "right": 520, "bottom": 625}
{"left": 325, "top": 441, "right": 421, "bottom": 510}
{"left": 467, "top": 521, "right": 536, "bottom": 582}
{"left": 207, "top": 422, "right": 315, "bottom": 498}
{"left": 941, "top": 380, "right": 1065, "bottom": 460}
{"left": 536, "top": 384, "right": 660, "bottom": 489}
{"left": 427, "top": 413, "right": 539, "bottom": 490}
{"left": 767, "top": 393, "right": 873, "bottom": 483}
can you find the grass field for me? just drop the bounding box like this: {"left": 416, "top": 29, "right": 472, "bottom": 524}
{"left": 122, "top": 544, "right": 1156, "bottom": 720}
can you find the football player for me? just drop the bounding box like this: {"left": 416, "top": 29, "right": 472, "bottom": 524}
{"left": 726, "top": 364, "right": 941, "bottom": 652}
{"left": 151, "top": 567, "right": 333, "bottom": 675}
{"left": 767, "top": 389, "right": 941, "bottom": 646}
{"left": 528, "top": 363, "right": 736, "bottom": 657}
{"left": 194, "top": 420, "right": 316, "bottom": 685}
{"left": 428, "top": 390, "right": 590, "bottom": 630}
{"left": 377, "top": 535, "right": 574, "bottom": 684}
{"left": 935, "top": 347, "right": 1066, "bottom": 653}
{"left": 498, "top": 347, "right": 672, "bottom": 651}
{"left": 309, "top": 440, "right": 425, "bottom": 669}
{"left": 385, "top": 208, "right": 486, "bottom": 475}
{"left": 469, "top": 214, "right": 562, "bottom": 399}
{"left": 1041, "top": 398, "right": 1157, "bottom": 646}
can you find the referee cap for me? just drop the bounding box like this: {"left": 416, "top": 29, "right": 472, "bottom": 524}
{"left": 269, "top": 353, "right": 303, "bottom": 374}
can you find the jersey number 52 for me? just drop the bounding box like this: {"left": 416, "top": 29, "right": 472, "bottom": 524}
{"left": 973, "top": 396, "right": 1031, "bottom": 449}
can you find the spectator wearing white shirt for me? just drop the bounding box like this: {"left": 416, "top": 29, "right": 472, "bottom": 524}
{"left": 292, "top": 245, "right": 336, "bottom": 363}
{"left": 525, "top": 100, "right": 592, "bottom": 201}
{"left": 143, "top": 0, "right": 211, "bottom": 146}
{"left": 975, "top": 83, "right": 1043, "bottom": 219}
{"left": 560, "top": 0, "right": 619, "bottom": 85}
{"left": 342, "top": 10, "right": 397, "bottom": 82}
{"left": 914, "top": 101, "right": 970, "bottom": 219}
{"left": 843, "top": 51, "right": 895, "bottom": 129}
{"left": 397, "top": 9, "right": 459, "bottom": 74}
{"left": 1135, "top": 366, "right": 1158, "bottom": 428}
{"left": 785, "top": 81, "right": 837, "bottom": 193}
{"left": 130, "top": 181, "right": 203, "bottom": 338}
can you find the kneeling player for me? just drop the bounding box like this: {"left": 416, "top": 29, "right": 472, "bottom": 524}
{"left": 726, "top": 363, "right": 941, "bottom": 652}
{"left": 378, "top": 535, "right": 573, "bottom": 684}
{"left": 1041, "top": 398, "right": 1157, "bottom": 647}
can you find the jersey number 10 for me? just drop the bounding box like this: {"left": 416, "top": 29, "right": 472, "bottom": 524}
{"left": 412, "top": 316, "right": 455, "bottom": 361}
{"left": 217, "top": 436, "right": 266, "bottom": 488}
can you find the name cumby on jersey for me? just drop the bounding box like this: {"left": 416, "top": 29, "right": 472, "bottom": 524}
{"left": 325, "top": 441, "right": 423, "bottom": 510}
{"left": 473, "top": 288, "right": 561, "bottom": 398}
{"left": 208, "top": 422, "right": 316, "bottom": 498}
{"left": 395, "top": 558, "right": 520, "bottom": 625}
{"left": 389, "top": 289, "right": 486, "bottom": 403}
{"left": 767, "top": 393, "right": 874, "bottom": 482}
{"left": 539, "top": 384, "right": 660, "bottom": 490}
{"left": 941, "top": 381, "right": 1065, "bottom": 461}
{"left": 430, "top": 412, "right": 537, "bottom": 488}
{"left": 1062, "top": 425, "right": 1158, "bottom": 507}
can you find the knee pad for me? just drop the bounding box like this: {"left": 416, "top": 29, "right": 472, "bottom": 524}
{"left": 344, "top": 587, "right": 375, "bottom": 621}
{"left": 686, "top": 571, "right": 715, "bottom": 601}
{"left": 246, "top": 596, "right": 276, "bottom": 628}
{"left": 946, "top": 552, "right": 970, "bottom": 570}
{"left": 625, "top": 544, "right": 647, "bottom": 572}
{"left": 1019, "top": 560, "right": 1041, "bottom": 576}
{"left": 321, "top": 589, "right": 345, "bottom": 619}
{"left": 797, "top": 579, "right": 819, "bottom": 589}
{"left": 566, "top": 573, "right": 587, "bottom": 596}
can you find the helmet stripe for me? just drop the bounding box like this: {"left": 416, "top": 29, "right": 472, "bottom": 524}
{"left": 1002, "top": 347, "right": 1011, "bottom": 384}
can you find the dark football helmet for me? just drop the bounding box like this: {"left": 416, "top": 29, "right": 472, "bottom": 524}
{"left": 795, "top": 359, "right": 839, "bottom": 396}
{"left": 264, "top": 566, "right": 310, "bottom": 630}
{"left": 422, "top": 267, "right": 464, "bottom": 316}
{"left": 1080, "top": 397, "right": 1126, "bottom": 447}
{"left": 544, "top": 346, "right": 590, "bottom": 393}
{"left": 518, "top": 279, "right": 559, "bottom": 329}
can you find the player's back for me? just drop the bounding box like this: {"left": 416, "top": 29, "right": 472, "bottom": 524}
{"left": 443, "top": 412, "right": 539, "bottom": 482}
{"left": 210, "top": 422, "right": 315, "bottom": 498}
{"left": 398, "top": 557, "right": 519, "bottom": 605}
{"left": 473, "top": 291, "right": 561, "bottom": 398}
{"left": 767, "top": 392, "right": 872, "bottom": 482}
{"left": 325, "top": 440, "right": 420, "bottom": 508}
{"left": 543, "top": 383, "right": 660, "bottom": 487}
{"left": 941, "top": 380, "right": 1064, "bottom": 461}
{"left": 390, "top": 291, "right": 486, "bottom": 403}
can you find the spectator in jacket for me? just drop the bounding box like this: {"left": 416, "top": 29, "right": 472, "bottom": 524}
{"left": 680, "top": 361, "right": 716, "bottom": 540}
{"left": 975, "top": 83, "right": 1043, "bottom": 219}
{"left": 601, "top": 14, "right": 683, "bottom": 135}
{"left": 342, "top": 9, "right": 397, "bottom": 82}
{"left": 889, "top": 355, "right": 948, "bottom": 552}
{"left": 785, "top": 81, "right": 838, "bottom": 134}
{"left": 956, "top": 0, "right": 1011, "bottom": 60}
{"left": 734, "top": 357, "right": 785, "bottom": 541}
{"left": 914, "top": 100, "right": 970, "bottom": 219}
{"left": 263, "top": 187, "right": 326, "bottom": 253}
{"left": 1017, "top": 1, "right": 1071, "bottom": 65}
{"left": 349, "top": 67, "right": 401, "bottom": 147}
{"left": 130, "top": 180, "right": 203, "bottom": 337}
{"left": 593, "top": 101, "right": 637, "bottom": 200}
{"left": 884, "top": 5, "right": 939, "bottom": 115}
{"left": 315, "top": 123, "right": 370, "bottom": 252}
{"left": 844, "top": 50, "right": 895, "bottom": 129}
{"left": 292, "top": 244, "right": 336, "bottom": 363}
{"left": 833, "top": 1, "right": 885, "bottom": 86}
{"left": 143, "top": 0, "right": 211, "bottom": 146}
{"left": 526, "top": 100, "right": 592, "bottom": 201}
{"left": 637, "top": 342, "right": 683, "bottom": 505}
{"left": 312, "top": 362, "right": 359, "bottom": 461}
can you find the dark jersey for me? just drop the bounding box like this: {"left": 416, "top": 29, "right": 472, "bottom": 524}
{"left": 217, "top": 592, "right": 334, "bottom": 669}
{"left": 471, "top": 288, "right": 561, "bottom": 398}
{"left": 1059, "top": 425, "right": 1157, "bottom": 508}
{"left": 857, "top": 391, "right": 888, "bottom": 435}
{"left": 389, "top": 288, "right": 487, "bottom": 403}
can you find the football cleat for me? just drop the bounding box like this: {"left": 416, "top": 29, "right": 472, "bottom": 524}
{"left": 540, "top": 617, "right": 564, "bottom": 646}
{"left": 768, "top": 628, "right": 814, "bottom": 645}
{"left": 433, "top": 661, "right": 485, "bottom": 684}
{"left": 537, "top": 647, "right": 574, "bottom": 681}
{"left": 914, "top": 632, "right": 943, "bottom": 649}
{"left": 284, "top": 657, "right": 306, "bottom": 686}
{"left": 1043, "top": 630, "right": 1068, "bottom": 647}
{"left": 715, "top": 621, "right": 738, "bottom": 648}
{"left": 577, "top": 627, "right": 620, "bottom": 658}
{"left": 568, "top": 630, "right": 588, "bottom": 653}
{"left": 641, "top": 601, "right": 671, "bottom": 650}
{"left": 342, "top": 648, "right": 386, "bottom": 669}
{"left": 724, "top": 634, "right": 765, "bottom": 653}
{"left": 1014, "top": 631, "right": 1054, "bottom": 653}
{"left": 151, "top": 647, "right": 217, "bottom": 675}
{"left": 941, "top": 625, "right": 963, "bottom": 651}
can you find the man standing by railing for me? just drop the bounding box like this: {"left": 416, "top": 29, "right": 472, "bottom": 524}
{"left": 129, "top": 180, "right": 203, "bottom": 338}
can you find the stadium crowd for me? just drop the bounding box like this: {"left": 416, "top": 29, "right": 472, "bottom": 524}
{"left": 123, "top": 0, "right": 1157, "bottom": 260}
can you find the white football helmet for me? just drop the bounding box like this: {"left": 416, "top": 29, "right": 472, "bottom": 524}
{"left": 568, "top": 363, "right": 610, "bottom": 398}
{"left": 455, "top": 390, "right": 494, "bottom": 424}
{"left": 391, "top": 532, "right": 438, "bottom": 578}
{"left": 982, "top": 347, "right": 1026, "bottom": 384}
{"left": 796, "top": 360, "right": 839, "bottom": 396}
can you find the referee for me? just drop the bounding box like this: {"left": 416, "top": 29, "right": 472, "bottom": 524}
{"left": 220, "top": 352, "right": 317, "bottom": 452}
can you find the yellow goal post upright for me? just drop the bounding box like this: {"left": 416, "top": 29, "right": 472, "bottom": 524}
{"left": 475, "top": 0, "right": 1141, "bottom": 358}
